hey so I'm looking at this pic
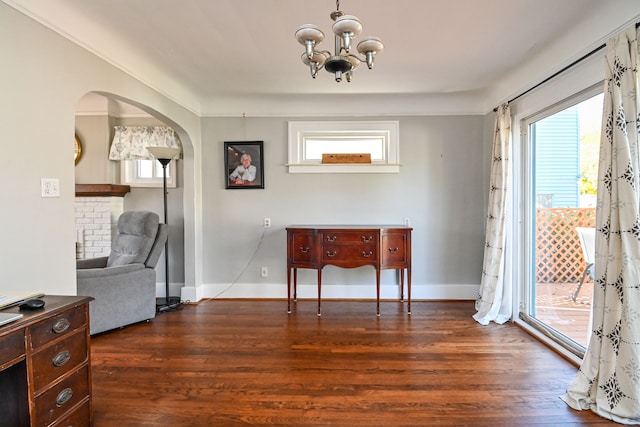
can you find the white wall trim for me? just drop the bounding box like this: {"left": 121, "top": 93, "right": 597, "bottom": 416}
{"left": 179, "top": 282, "right": 479, "bottom": 303}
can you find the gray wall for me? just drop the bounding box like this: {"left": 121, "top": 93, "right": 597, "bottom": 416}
{"left": 1, "top": 3, "right": 201, "bottom": 297}
{"left": 14, "top": 0, "right": 629, "bottom": 301}
{"left": 74, "top": 110, "right": 487, "bottom": 300}
{"left": 201, "top": 115, "right": 486, "bottom": 300}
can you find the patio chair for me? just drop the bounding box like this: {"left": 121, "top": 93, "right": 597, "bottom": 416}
{"left": 571, "top": 227, "right": 595, "bottom": 302}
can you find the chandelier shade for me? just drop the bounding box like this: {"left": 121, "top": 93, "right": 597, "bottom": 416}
{"left": 301, "top": 51, "right": 330, "bottom": 78}
{"left": 295, "top": 0, "right": 383, "bottom": 82}
{"left": 332, "top": 15, "right": 362, "bottom": 52}
{"left": 295, "top": 24, "right": 325, "bottom": 59}
{"left": 357, "top": 37, "right": 384, "bottom": 69}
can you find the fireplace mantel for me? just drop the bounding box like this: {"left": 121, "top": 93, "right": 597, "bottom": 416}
{"left": 75, "top": 184, "right": 130, "bottom": 197}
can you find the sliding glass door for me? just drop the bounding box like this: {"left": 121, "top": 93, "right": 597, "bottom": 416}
{"left": 522, "top": 89, "right": 602, "bottom": 354}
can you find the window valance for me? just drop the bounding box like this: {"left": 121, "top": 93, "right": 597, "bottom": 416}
{"left": 109, "top": 126, "right": 182, "bottom": 160}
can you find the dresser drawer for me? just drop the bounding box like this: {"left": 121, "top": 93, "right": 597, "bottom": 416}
{"left": 321, "top": 231, "right": 378, "bottom": 244}
{"left": 32, "top": 330, "right": 88, "bottom": 392}
{"left": 48, "top": 398, "right": 90, "bottom": 427}
{"left": 0, "top": 330, "right": 25, "bottom": 367}
{"left": 30, "top": 308, "right": 87, "bottom": 350}
{"left": 34, "top": 365, "right": 90, "bottom": 427}
{"left": 323, "top": 244, "right": 377, "bottom": 262}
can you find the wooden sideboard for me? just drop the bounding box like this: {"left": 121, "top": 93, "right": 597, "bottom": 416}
{"left": 0, "top": 295, "right": 93, "bottom": 427}
{"left": 286, "top": 225, "right": 412, "bottom": 316}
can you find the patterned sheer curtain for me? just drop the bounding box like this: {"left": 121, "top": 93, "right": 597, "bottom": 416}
{"left": 108, "top": 126, "right": 182, "bottom": 160}
{"left": 561, "top": 26, "right": 640, "bottom": 423}
{"left": 473, "top": 104, "right": 512, "bottom": 325}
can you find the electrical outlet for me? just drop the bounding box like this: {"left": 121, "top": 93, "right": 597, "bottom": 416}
{"left": 264, "top": 218, "right": 271, "bottom": 228}
{"left": 404, "top": 217, "right": 411, "bottom": 227}
{"left": 261, "top": 266, "right": 268, "bottom": 277}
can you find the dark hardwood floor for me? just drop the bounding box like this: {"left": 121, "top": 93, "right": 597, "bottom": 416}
{"left": 90, "top": 300, "right": 612, "bottom": 426}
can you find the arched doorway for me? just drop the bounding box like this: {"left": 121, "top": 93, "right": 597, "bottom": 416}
{"left": 74, "top": 92, "right": 187, "bottom": 299}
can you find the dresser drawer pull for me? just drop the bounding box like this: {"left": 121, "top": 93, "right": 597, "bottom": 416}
{"left": 52, "top": 318, "right": 71, "bottom": 334}
{"left": 388, "top": 247, "right": 399, "bottom": 254}
{"left": 361, "top": 235, "right": 373, "bottom": 243}
{"left": 299, "top": 246, "right": 310, "bottom": 253}
{"left": 362, "top": 251, "right": 373, "bottom": 258}
{"left": 53, "top": 350, "right": 71, "bottom": 367}
{"left": 56, "top": 387, "right": 73, "bottom": 407}
{"left": 326, "top": 235, "right": 337, "bottom": 242}
{"left": 326, "top": 250, "right": 337, "bottom": 257}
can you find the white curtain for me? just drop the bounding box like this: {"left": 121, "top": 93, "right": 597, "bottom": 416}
{"left": 562, "top": 26, "right": 640, "bottom": 424}
{"left": 473, "top": 104, "right": 512, "bottom": 325}
{"left": 108, "top": 126, "right": 182, "bottom": 160}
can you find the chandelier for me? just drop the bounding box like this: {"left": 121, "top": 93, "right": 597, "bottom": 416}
{"left": 295, "top": 0, "right": 384, "bottom": 82}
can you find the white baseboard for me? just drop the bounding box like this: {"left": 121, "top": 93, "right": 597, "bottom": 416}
{"left": 172, "top": 282, "right": 479, "bottom": 303}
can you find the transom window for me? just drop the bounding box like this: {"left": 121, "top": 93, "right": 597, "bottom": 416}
{"left": 304, "top": 137, "right": 385, "bottom": 160}
{"left": 288, "top": 121, "right": 400, "bottom": 173}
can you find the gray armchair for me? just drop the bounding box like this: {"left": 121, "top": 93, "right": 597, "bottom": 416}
{"left": 77, "top": 210, "right": 168, "bottom": 335}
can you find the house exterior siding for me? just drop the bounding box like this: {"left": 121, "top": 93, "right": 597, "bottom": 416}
{"left": 533, "top": 106, "right": 580, "bottom": 208}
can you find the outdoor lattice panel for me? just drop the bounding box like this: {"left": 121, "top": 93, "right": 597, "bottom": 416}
{"left": 536, "top": 208, "right": 595, "bottom": 283}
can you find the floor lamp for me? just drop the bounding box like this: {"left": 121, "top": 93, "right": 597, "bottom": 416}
{"left": 147, "top": 146, "right": 181, "bottom": 312}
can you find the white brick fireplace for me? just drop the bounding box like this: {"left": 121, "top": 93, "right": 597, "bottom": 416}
{"left": 75, "top": 184, "right": 130, "bottom": 259}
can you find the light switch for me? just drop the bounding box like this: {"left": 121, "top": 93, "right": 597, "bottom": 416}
{"left": 41, "top": 178, "right": 60, "bottom": 197}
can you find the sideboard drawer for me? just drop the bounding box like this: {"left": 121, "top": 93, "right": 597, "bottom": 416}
{"left": 321, "top": 231, "right": 378, "bottom": 244}
{"left": 34, "top": 364, "right": 89, "bottom": 427}
{"left": 381, "top": 233, "right": 408, "bottom": 266}
{"left": 323, "top": 244, "right": 377, "bottom": 262}
{"left": 30, "top": 308, "right": 87, "bottom": 350}
{"left": 32, "top": 330, "right": 87, "bottom": 392}
{"left": 0, "top": 330, "right": 25, "bottom": 367}
{"left": 291, "top": 233, "right": 315, "bottom": 263}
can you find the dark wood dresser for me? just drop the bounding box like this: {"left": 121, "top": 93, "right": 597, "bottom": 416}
{"left": 0, "top": 295, "right": 93, "bottom": 427}
{"left": 286, "top": 225, "right": 412, "bottom": 316}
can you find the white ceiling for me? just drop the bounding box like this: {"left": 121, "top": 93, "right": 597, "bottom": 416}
{"left": 4, "top": 0, "right": 640, "bottom": 116}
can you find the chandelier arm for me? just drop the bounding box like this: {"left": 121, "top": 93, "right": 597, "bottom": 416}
{"left": 308, "top": 49, "right": 333, "bottom": 57}
{"left": 334, "top": 34, "right": 342, "bottom": 56}
{"left": 348, "top": 52, "right": 379, "bottom": 69}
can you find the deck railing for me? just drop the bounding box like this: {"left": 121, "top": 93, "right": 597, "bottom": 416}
{"left": 536, "top": 208, "right": 596, "bottom": 283}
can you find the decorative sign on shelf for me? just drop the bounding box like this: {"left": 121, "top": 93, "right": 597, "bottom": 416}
{"left": 321, "top": 153, "right": 371, "bottom": 164}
